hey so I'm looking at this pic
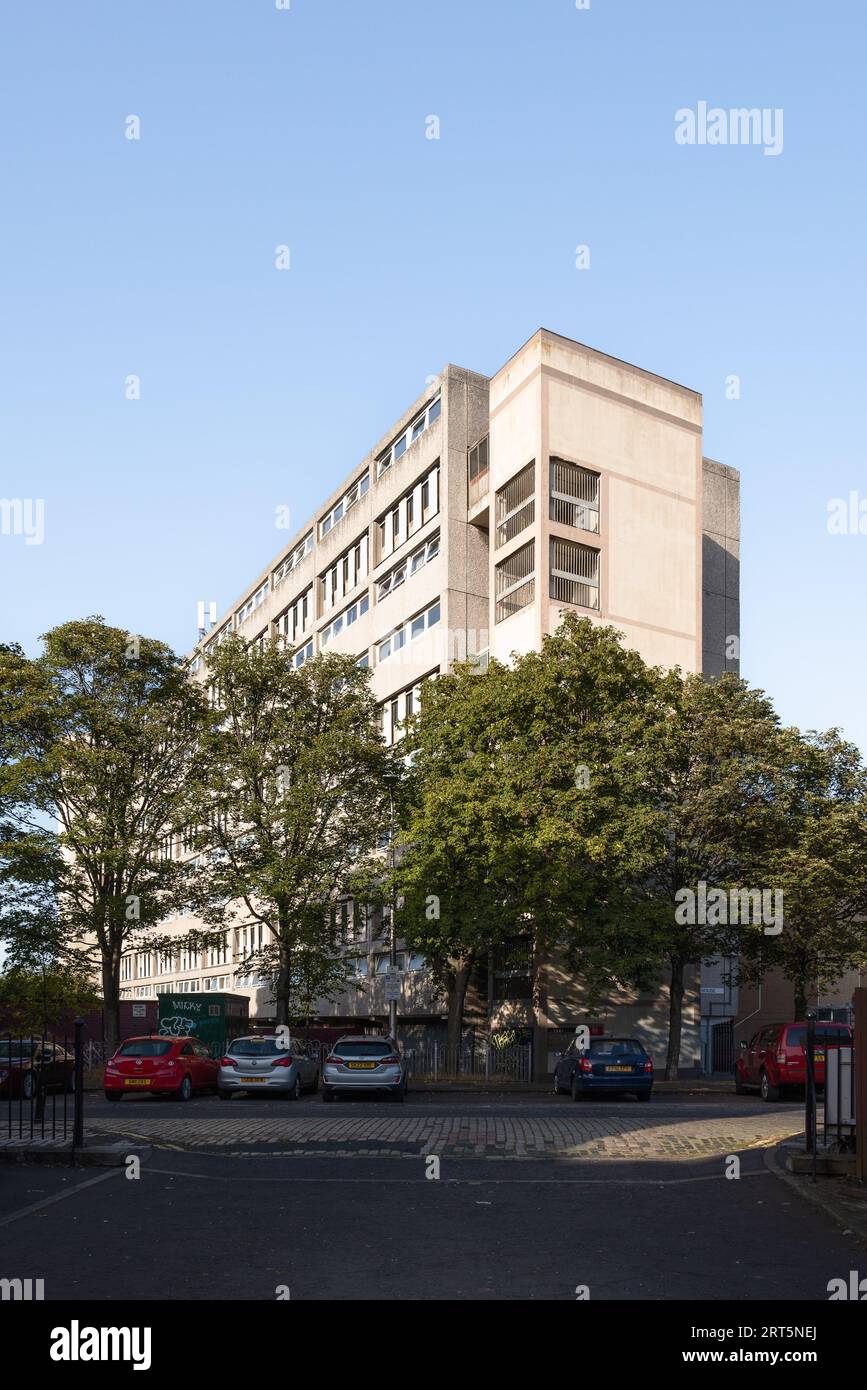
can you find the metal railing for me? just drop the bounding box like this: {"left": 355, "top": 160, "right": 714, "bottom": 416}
{"left": 403, "top": 1042, "right": 532, "bottom": 1083}
{"left": 1, "top": 1023, "right": 86, "bottom": 1149}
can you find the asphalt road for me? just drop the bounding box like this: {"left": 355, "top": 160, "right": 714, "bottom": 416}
{"left": 1, "top": 1090, "right": 858, "bottom": 1303}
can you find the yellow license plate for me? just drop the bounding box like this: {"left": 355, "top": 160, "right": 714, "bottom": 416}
{"left": 124, "top": 1078, "right": 152, "bottom": 1086}
{"left": 814, "top": 1052, "right": 825, "bottom": 1062}
{"left": 241, "top": 1077, "right": 266, "bottom": 1083}
{"left": 605, "top": 1065, "right": 632, "bottom": 1073}
{"left": 347, "top": 1061, "right": 376, "bottom": 1069}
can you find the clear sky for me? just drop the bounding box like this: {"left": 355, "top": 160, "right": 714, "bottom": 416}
{"left": 1, "top": 1, "right": 864, "bottom": 749}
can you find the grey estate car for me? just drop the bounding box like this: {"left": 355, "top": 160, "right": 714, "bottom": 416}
{"left": 218, "top": 1035, "right": 319, "bottom": 1100}
{"left": 321, "top": 1035, "right": 407, "bottom": 1101}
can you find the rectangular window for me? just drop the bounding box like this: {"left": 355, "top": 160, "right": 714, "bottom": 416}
{"left": 319, "top": 532, "right": 369, "bottom": 611}
{"left": 275, "top": 586, "right": 312, "bottom": 645}
{"left": 320, "top": 474, "right": 369, "bottom": 538}
{"left": 273, "top": 533, "right": 314, "bottom": 588}
{"left": 376, "top": 599, "right": 440, "bottom": 664}
{"left": 293, "top": 640, "right": 314, "bottom": 669}
{"left": 550, "top": 537, "right": 600, "bottom": 609}
{"left": 320, "top": 592, "right": 370, "bottom": 646}
{"left": 236, "top": 580, "right": 268, "bottom": 627}
{"left": 495, "top": 462, "right": 535, "bottom": 548}
{"left": 377, "top": 394, "right": 441, "bottom": 478}
{"left": 495, "top": 540, "right": 535, "bottom": 623}
{"left": 549, "top": 458, "right": 600, "bottom": 533}
{"left": 376, "top": 463, "right": 439, "bottom": 562}
{"left": 377, "top": 532, "right": 439, "bottom": 601}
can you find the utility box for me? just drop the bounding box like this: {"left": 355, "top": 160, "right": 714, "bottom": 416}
{"left": 156, "top": 993, "right": 249, "bottom": 1059}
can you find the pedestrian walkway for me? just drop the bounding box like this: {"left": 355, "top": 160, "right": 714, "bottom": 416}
{"left": 85, "top": 1110, "right": 804, "bottom": 1160}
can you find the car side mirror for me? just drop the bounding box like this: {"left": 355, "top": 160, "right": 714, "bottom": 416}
{"left": 739, "top": 1040, "right": 748, "bottom": 1051}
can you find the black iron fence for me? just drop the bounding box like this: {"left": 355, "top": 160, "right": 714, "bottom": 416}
{"left": 1, "top": 1023, "right": 86, "bottom": 1146}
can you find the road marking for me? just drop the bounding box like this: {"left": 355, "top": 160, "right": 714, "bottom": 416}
{"left": 0, "top": 1168, "right": 123, "bottom": 1228}
{"left": 142, "top": 1165, "right": 773, "bottom": 1187}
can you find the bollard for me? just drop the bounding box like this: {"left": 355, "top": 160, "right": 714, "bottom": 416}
{"left": 72, "top": 1018, "right": 85, "bottom": 1152}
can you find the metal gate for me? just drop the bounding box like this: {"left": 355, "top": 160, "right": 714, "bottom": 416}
{"left": 712, "top": 1020, "right": 735, "bottom": 1074}
{"left": 2, "top": 1032, "right": 79, "bottom": 1143}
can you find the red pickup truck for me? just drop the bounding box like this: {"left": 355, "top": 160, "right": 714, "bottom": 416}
{"left": 735, "top": 1021, "right": 852, "bottom": 1101}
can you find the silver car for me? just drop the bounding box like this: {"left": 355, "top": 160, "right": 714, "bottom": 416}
{"left": 321, "top": 1035, "right": 407, "bottom": 1102}
{"left": 218, "top": 1035, "right": 319, "bottom": 1100}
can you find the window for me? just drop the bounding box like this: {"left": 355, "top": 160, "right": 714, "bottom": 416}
{"left": 377, "top": 394, "right": 441, "bottom": 478}
{"left": 377, "top": 600, "right": 440, "bottom": 663}
{"left": 375, "top": 953, "right": 406, "bottom": 974}
{"left": 550, "top": 458, "right": 600, "bottom": 533}
{"left": 180, "top": 946, "right": 199, "bottom": 972}
{"left": 376, "top": 533, "right": 439, "bottom": 601}
{"left": 379, "top": 677, "right": 428, "bottom": 745}
{"left": 320, "top": 592, "right": 370, "bottom": 646}
{"left": 320, "top": 474, "right": 369, "bottom": 538}
{"left": 377, "top": 463, "right": 439, "bottom": 562}
{"left": 207, "top": 935, "right": 229, "bottom": 967}
{"left": 135, "top": 953, "right": 152, "bottom": 979}
{"left": 495, "top": 541, "right": 535, "bottom": 622}
{"left": 120, "top": 956, "right": 132, "bottom": 982}
{"left": 293, "top": 639, "right": 314, "bottom": 669}
{"left": 468, "top": 433, "right": 489, "bottom": 505}
{"left": 320, "top": 532, "right": 369, "bottom": 611}
{"left": 276, "top": 586, "right": 312, "bottom": 645}
{"left": 236, "top": 580, "right": 268, "bottom": 628}
{"left": 408, "top": 952, "right": 427, "bottom": 972}
{"left": 273, "top": 533, "right": 314, "bottom": 587}
{"left": 496, "top": 462, "right": 535, "bottom": 548}
{"left": 356, "top": 652, "right": 370, "bottom": 670}
{"left": 550, "top": 537, "right": 599, "bottom": 610}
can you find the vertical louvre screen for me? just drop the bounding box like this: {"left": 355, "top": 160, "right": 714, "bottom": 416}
{"left": 495, "top": 540, "right": 535, "bottom": 622}
{"left": 550, "top": 537, "right": 599, "bottom": 609}
{"left": 495, "top": 462, "right": 535, "bottom": 547}
{"left": 549, "top": 458, "right": 600, "bottom": 533}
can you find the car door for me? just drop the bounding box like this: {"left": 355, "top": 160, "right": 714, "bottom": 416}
{"left": 179, "top": 1041, "right": 197, "bottom": 1087}
{"left": 742, "top": 1032, "right": 761, "bottom": 1084}
{"left": 194, "top": 1040, "right": 217, "bottom": 1088}
{"left": 295, "top": 1041, "right": 315, "bottom": 1087}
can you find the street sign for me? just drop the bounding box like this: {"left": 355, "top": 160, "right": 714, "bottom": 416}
{"left": 383, "top": 972, "right": 402, "bottom": 1001}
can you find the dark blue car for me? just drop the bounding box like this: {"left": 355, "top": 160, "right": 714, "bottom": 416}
{"left": 553, "top": 1035, "right": 653, "bottom": 1101}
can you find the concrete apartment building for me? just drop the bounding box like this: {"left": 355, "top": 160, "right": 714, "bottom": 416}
{"left": 120, "top": 328, "right": 741, "bottom": 1074}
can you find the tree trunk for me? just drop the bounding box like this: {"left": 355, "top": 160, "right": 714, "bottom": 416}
{"left": 275, "top": 941, "right": 291, "bottom": 1027}
{"left": 665, "top": 955, "right": 685, "bottom": 1081}
{"left": 446, "top": 958, "right": 471, "bottom": 1077}
{"left": 793, "top": 981, "right": 808, "bottom": 1020}
{"left": 102, "top": 951, "right": 121, "bottom": 1056}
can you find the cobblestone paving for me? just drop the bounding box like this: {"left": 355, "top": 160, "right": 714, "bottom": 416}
{"left": 86, "top": 1111, "right": 804, "bottom": 1160}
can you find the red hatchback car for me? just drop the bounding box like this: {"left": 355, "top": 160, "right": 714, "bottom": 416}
{"left": 735, "top": 1021, "right": 852, "bottom": 1101}
{"left": 104, "top": 1035, "right": 219, "bottom": 1102}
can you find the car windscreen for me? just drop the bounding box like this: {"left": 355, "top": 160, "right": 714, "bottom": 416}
{"left": 117, "top": 1040, "right": 173, "bottom": 1058}
{"left": 334, "top": 1041, "right": 393, "bottom": 1057}
{"left": 227, "top": 1039, "right": 286, "bottom": 1057}
{"left": 588, "top": 1039, "right": 647, "bottom": 1057}
{"left": 785, "top": 1027, "right": 851, "bottom": 1048}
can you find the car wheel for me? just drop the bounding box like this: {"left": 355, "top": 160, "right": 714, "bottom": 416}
{"left": 570, "top": 1074, "right": 583, "bottom": 1102}
{"left": 286, "top": 1076, "right": 301, "bottom": 1101}
{"left": 218, "top": 1089, "right": 233, "bottom": 1101}
{"left": 105, "top": 1091, "right": 122, "bottom": 1102}
{"left": 760, "top": 1070, "right": 779, "bottom": 1102}
{"left": 553, "top": 1074, "right": 563, "bottom": 1096}
{"left": 175, "top": 1074, "right": 192, "bottom": 1103}
{"left": 734, "top": 1070, "right": 746, "bottom": 1095}
{"left": 310, "top": 1071, "right": 319, "bottom": 1093}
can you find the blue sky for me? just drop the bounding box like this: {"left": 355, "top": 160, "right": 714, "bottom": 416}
{"left": 1, "top": 0, "right": 865, "bottom": 749}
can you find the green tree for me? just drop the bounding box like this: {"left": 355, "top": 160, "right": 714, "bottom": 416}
{"left": 738, "top": 728, "right": 867, "bottom": 1017}
{"left": 182, "top": 636, "right": 392, "bottom": 1026}
{"left": 0, "top": 619, "right": 209, "bottom": 1052}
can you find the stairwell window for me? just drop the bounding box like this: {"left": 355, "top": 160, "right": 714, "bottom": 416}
{"left": 496, "top": 462, "right": 535, "bottom": 548}
{"left": 495, "top": 540, "right": 535, "bottom": 622}
{"left": 550, "top": 458, "right": 600, "bottom": 534}
{"left": 550, "top": 537, "right": 600, "bottom": 610}
{"left": 377, "top": 533, "right": 439, "bottom": 601}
